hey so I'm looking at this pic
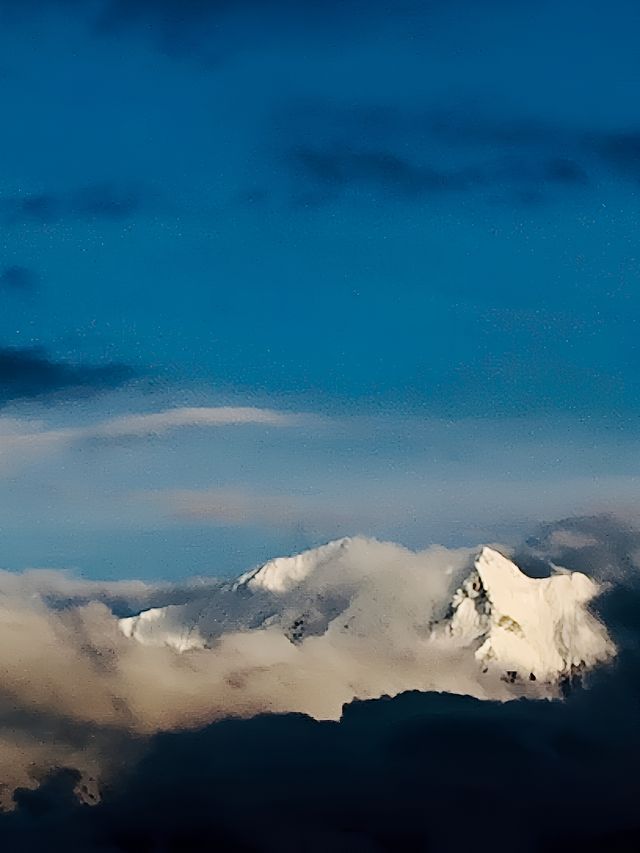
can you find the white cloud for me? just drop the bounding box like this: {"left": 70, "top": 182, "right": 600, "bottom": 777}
{"left": 0, "top": 405, "right": 309, "bottom": 474}
{"left": 87, "top": 406, "right": 308, "bottom": 438}
{"left": 0, "top": 527, "right": 622, "bottom": 805}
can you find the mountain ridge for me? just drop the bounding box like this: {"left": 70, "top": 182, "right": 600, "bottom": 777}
{"left": 119, "top": 537, "right": 615, "bottom": 695}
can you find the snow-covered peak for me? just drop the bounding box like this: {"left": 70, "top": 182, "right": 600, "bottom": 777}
{"left": 234, "top": 537, "right": 355, "bottom": 594}
{"left": 118, "top": 539, "right": 615, "bottom": 700}
{"left": 445, "top": 546, "right": 614, "bottom": 684}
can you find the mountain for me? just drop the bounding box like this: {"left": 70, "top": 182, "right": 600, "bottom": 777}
{"left": 437, "top": 545, "right": 615, "bottom": 684}
{"left": 120, "top": 538, "right": 615, "bottom": 694}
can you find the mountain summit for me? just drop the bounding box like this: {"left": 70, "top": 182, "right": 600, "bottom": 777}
{"left": 441, "top": 545, "right": 614, "bottom": 684}
{"left": 120, "top": 538, "right": 615, "bottom": 697}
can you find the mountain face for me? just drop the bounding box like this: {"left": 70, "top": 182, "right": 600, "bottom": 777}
{"left": 437, "top": 546, "right": 614, "bottom": 685}
{"left": 120, "top": 538, "right": 615, "bottom": 696}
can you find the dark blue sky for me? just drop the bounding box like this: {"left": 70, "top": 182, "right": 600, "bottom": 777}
{"left": 1, "top": 0, "right": 639, "bottom": 578}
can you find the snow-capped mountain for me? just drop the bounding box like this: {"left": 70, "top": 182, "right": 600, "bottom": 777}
{"left": 120, "top": 537, "right": 615, "bottom": 693}
{"left": 437, "top": 545, "right": 614, "bottom": 684}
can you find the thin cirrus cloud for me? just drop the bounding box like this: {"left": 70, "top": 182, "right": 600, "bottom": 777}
{"left": 89, "top": 406, "right": 305, "bottom": 437}
{"left": 0, "top": 406, "right": 312, "bottom": 473}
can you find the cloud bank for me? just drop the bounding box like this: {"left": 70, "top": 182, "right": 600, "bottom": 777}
{"left": 0, "top": 516, "right": 632, "bottom": 811}
{"left": 0, "top": 516, "right": 636, "bottom": 850}
{"left": 0, "top": 538, "right": 482, "bottom": 800}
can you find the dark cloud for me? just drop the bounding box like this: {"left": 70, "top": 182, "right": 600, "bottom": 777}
{"left": 277, "top": 103, "right": 640, "bottom": 207}
{"left": 598, "top": 132, "right": 640, "bottom": 179}
{"left": 425, "top": 111, "right": 561, "bottom": 148}
{"left": 542, "top": 157, "right": 588, "bottom": 184}
{"left": 0, "top": 265, "right": 39, "bottom": 292}
{"left": 95, "top": 0, "right": 221, "bottom": 36}
{"left": 287, "top": 144, "right": 590, "bottom": 204}
{"left": 520, "top": 514, "right": 640, "bottom": 584}
{"left": 10, "top": 194, "right": 62, "bottom": 224}
{"left": 94, "top": 0, "right": 394, "bottom": 35}
{"left": 279, "top": 102, "right": 596, "bottom": 206}
{"left": 427, "top": 112, "right": 640, "bottom": 184}
{"left": 0, "top": 0, "right": 381, "bottom": 60}
{"left": 0, "top": 346, "right": 137, "bottom": 405}
{"left": 1, "top": 183, "right": 151, "bottom": 226}
{"left": 2, "top": 666, "right": 640, "bottom": 851}
{"left": 289, "top": 144, "right": 476, "bottom": 198}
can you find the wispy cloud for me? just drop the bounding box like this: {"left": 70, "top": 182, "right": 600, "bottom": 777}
{"left": 88, "top": 406, "right": 307, "bottom": 438}
{"left": 0, "top": 405, "right": 314, "bottom": 473}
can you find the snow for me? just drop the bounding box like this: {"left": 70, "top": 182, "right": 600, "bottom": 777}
{"left": 446, "top": 546, "right": 615, "bottom": 682}
{"left": 233, "top": 537, "right": 353, "bottom": 594}
{"left": 119, "top": 606, "right": 207, "bottom": 653}
{"left": 119, "top": 539, "right": 615, "bottom": 693}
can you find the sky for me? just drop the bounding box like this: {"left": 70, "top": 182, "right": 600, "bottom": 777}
{"left": 1, "top": 0, "right": 639, "bottom": 579}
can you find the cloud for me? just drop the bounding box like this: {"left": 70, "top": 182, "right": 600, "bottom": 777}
{"left": 520, "top": 514, "right": 640, "bottom": 584}
{"left": 0, "top": 565, "right": 227, "bottom": 617}
{"left": 289, "top": 144, "right": 477, "bottom": 199}
{"left": 0, "top": 517, "right": 636, "bottom": 849}
{"left": 0, "top": 0, "right": 391, "bottom": 64}
{"left": 0, "top": 537, "right": 484, "bottom": 804}
{"left": 288, "top": 142, "right": 589, "bottom": 204}
{"left": 0, "top": 405, "right": 312, "bottom": 474}
{"left": 0, "top": 265, "right": 39, "bottom": 293}
{"left": 428, "top": 111, "right": 640, "bottom": 185}
{"left": 89, "top": 406, "right": 308, "bottom": 437}
{"left": 7, "top": 678, "right": 639, "bottom": 852}
{"left": 277, "top": 102, "right": 640, "bottom": 208}
{"left": 0, "top": 346, "right": 136, "bottom": 406}
{"left": 1, "top": 183, "right": 152, "bottom": 226}
{"left": 280, "top": 103, "right": 595, "bottom": 206}
{"left": 598, "top": 132, "right": 640, "bottom": 179}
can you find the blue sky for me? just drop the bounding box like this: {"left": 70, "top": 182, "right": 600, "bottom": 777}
{"left": 1, "top": 0, "right": 639, "bottom": 578}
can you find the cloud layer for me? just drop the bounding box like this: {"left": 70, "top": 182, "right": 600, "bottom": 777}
{"left": 0, "top": 517, "right": 632, "bottom": 807}
{"left": 0, "top": 516, "right": 636, "bottom": 850}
